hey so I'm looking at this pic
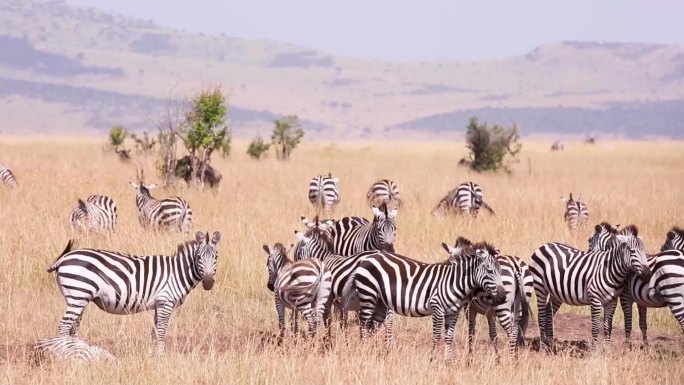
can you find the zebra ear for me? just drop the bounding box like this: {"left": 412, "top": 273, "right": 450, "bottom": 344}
{"left": 211, "top": 231, "right": 221, "bottom": 245}
{"left": 294, "top": 230, "right": 309, "bottom": 243}
{"left": 262, "top": 244, "right": 270, "bottom": 254}
{"left": 195, "top": 231, "right": 205, "bottom": 243}
{"left": 300, "top": 216, "right": 312, "bottom": 228}
{"left": 146, "top": 183, "right": 157, "bottom": 190}
{"left": 594, "top": 224, "right": 602, "bottom": 233}
{"left": 129, "top": 181, "right": 139, "bottom": 189}
{"left": 388, "top": 208, "right": 398, "bottom": 219}
{"left": 441, "top": 242, "right": 450, "bottom": 253}
{"left": 667, "top": 231, "right": 675, "bottom": 240}
{"left": 371, "top": 206, "right": 383, "bottom": 219}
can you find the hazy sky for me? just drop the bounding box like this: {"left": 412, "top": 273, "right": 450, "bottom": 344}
{"left": 68, "top": 0, "right": 684, "bottom": 61}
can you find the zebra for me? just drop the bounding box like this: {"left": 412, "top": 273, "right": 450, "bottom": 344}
{"left": 443, "top": 237, "right": 533, "bottom": 358}
{"left": 343, "top": 243, "right": 506, "bottom": 360}
{"left": 31, "top": 336, "right": 117, "bottom": 365}
{"left": 661, "top": 226, "right": 684, "bottom": 251}
{"left": 129, "top": 170, "right": 192, "bottom": 236}
{"left": 0, "top": 164, "right": 17, "bottom": 188}
{"left": 263, "top": 243, "right": 332, "bottom": 343}
{"left": 328, "top": 202, "right": 398, "bottom": 256}
{"left": 432, "top": 181, "right": 495, "bottom": 217}
{"left": 47, "top": 231, "right": 221, "bottom": 355}
{"left": 68, "top": 195, "right": 117, "bottom": 232}
{"left": 551, "top": 141, "right": 564, "bottom": 151}
{"left": 594, "top": 225, "right": 684, "bottom": 347}
{"left": 561, "top": 193, "right": 589, "bottom": 230}
{"left": 366, "top": 179, "right": 401, "bottom": 208}
{"left": 308, "top": 173, "right": 341, "bottom": 216}
{"left": 529, "top": 224, "right": 652, "bottom": 351}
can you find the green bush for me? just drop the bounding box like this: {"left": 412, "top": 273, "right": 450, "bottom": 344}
{"left": 465, "top": 117, "right": 521, "bottom": 173}
{"left": 271, "top": 115, "right": 304, "bottom": 160}
{"left": 247, "top": 137, "right": 271, "bottom": 159}
{"left": 109, "top": 125, "right": 127, "bottom": 150}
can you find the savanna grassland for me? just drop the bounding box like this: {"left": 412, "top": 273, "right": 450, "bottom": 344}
{"left": 1, "top": 138, "right": 683, "bottom": 385}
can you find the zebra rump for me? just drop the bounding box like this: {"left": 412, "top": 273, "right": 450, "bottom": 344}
{"left": 31, "top": 336, "right": 116, "bottom": 365}
{"left": 69, "top": 194, "right": 117, "bottom": 232}
{"left": 432, "top": 181, "right": 495, "bottom": 217}
{"left": 0, "top": 164, "right": 17, "bottom": 188}
{"left": 366, "top": 179, "right": 401, "bottom": 208}
{"left": 308, "top": 173, "right": 341, "bottom": 215}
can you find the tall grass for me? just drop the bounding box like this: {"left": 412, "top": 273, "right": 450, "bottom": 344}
{"left": 1, "top": 138, "right": 683, "bottom": 384}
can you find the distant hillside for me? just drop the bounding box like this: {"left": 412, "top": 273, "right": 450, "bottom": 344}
{"left": 0, "top": 0, "right": 683, "bottom": 138}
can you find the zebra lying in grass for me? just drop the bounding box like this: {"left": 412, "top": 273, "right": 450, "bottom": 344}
{"left": 47, "top": 231, "right": 221, "bottom": 355}
{"left": 31, "top": 336, "right": 117, "bottom": 365}
{"left": 432, "top": 181, "right": 495, "bottom": 217}
{"left": 68, "top": 194, "right": 117, "bottom": 233}
{"left": 263, "top": 243, "right": 332, "bottom": 343}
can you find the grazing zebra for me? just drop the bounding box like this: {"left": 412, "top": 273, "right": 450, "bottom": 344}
{"left": 551, "top": 141, "right": 564, "bottom": 151}
{"left": 0, "top": 164, "right": 17, "bottom": 188}
{"left": 561, "top": 193, "right": 589, "bottom": 230}
{"left": 343, "top": 243, "right": 506, "bottom": 360}
{"left": 263, "top": 243, "right": 332, "bottom": 342}
{"left": 129, "top": 171, "right": 192, "bottom": 236}
{"left": 444, "top": 237, "right": 533, "bottom": 358}
{"left": 308, "top": 173, "right": 341, "bottom": 216}
{"left": 31, "top": 336, "right": 116, "bottom": 365}
{"left": 47, "top": 231, "right": 221, "bottom": 355}
{"left": 329, "top": 203, "right": 398, "bottom": 255}
{"left": 597, "top": 225, "right": 684, "bottom": 346}
{"left": 432, "top": 181, "right": 495, "bottom": 217}
{"left": 529, "top": 225, "right": 651, "bottom": 351}
{"left": 366, "top": 179, "right": 401, "bottom": 208}
{"left": 68, "top": 195, "right": 117, "bottom": 232}
{"left": 661, "top": 227, "right": 684, "bottom": 251}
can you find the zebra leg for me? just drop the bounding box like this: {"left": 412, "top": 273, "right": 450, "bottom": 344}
{"left": 58, "top": 299, "right": 88, "bottom": 337}
{"left": 638, "top": 305, "right": 649, "bottom": 346}
{"left": 275, "top": 297, "right": 286, "bottom": 345}
{"left": 534, "top": 288, "right": 550, "bottom": 349}
{"left": 153, "top": 302, "right": 174, "bottom": 355}
{"left": 546, "top": 300, "right": 562, "bottom": 351}
{"left": 443, "top": 312, "right": 459, "bottom": 362}
{"left": 603, "top": 298, "right": 618, "bottom": 344}
{"left": 619, "top": 294, "right": 633, "bottom": 347}
{"left": 466, "top": 305, "right": 477, "bottom": 355}
{"left": 590, "top": 301, "right": 602, "bottom": 350}
{"left": 487, "top": 314, "right": 499, "bottom": 356}
{"left": 291, "top": 308, "right": 300, "bottom": 342}
{"left": 358, "top": 305, "right": 374, "bottom": 341}
{"left": 430, "top": 309, "right": 445, "bottom": 361}
{"left": 299, "top": 306, "right": 317, "bottom": 339}
{"left": 384, "top": 311, "right": 395, "bottom": 350}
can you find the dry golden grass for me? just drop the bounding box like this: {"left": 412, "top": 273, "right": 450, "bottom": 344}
{"left": 1, "top": 138, "right": 683, "bottom": 384}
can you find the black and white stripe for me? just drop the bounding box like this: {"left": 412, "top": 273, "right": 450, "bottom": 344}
{"left": 661, "top": 226, "right": 684, "bottom": 252}
{"left": 329, "top": 203, "right": 398, "bottom": 256}
{"left": 263, "top": 243, "right": 332, "bottom": 342}
{"left": 47, "top": 231, "right": 220, "bottom": 355}
{"left": 432, "top": 181, "right": 495, "bottom": 217}
{"left": 343, "top": 244, "right": 506, "bottom": 360}
{"left": 366, "top": 179, "right": 401, "bottom": 208}
{"left": 69, "top": 195, "right": 117, "bottom": 232}
{"left": 529, "top": 225, "right": 651, "bottom": 350}
{"left": 603, "top": 225, "right": 684, "bottom": 346}
{"left": 31, "top": 336, "right": 116, "bottom": 365}
{"left": 444, "top": 237, "right": 533, "bottom": 358}
{"left": 0, "top": 164, "right": 17, "bottom": 188}
{"left": 308, "top": 173, "right": 341, "bottom": 215}
{"left": 129, "top": 181, "right": 192, "bottom": 236}
{"left": 561, "top": 193, "right": 589, "bottom": 230}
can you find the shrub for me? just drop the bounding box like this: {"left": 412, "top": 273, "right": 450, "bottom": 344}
{"left": 247, "top": 137, "right": 271, "bottom": 159}
{"left": 465, "top": 117, "right": 522, "bottom": 173}
{"left": 271, "top": 115, "right": 304, "bottom": 160}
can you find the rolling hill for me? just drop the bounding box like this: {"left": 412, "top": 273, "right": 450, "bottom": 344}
{"left": 1, "top": 0, "right": 683, "bottom": 138}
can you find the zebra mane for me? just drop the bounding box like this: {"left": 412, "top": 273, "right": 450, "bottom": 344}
{"left": 175, "top": 238, "right": 200, "bottom": 256}
{"left": 302, "top": 223, "right": 334, "bottom": 250}
{"left": 454, "top": 236, "right": 472, "bottom": 247}
{"left": 597, "top": 222, "right": 619, "bottom": 235}
{"left": 472, "top": 241, "right": 498, "bottom": 257}
{"left": 619, "top": 224, "right": 639, "bottom": 237}
{"left": 271, "top": 242, "right": 289, "bottom": 255}
{"left": 670, "top": 227, "right": 684, "bottom": 237}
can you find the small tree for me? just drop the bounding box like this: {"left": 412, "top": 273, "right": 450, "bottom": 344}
{"left": 271, "top": 115, "right": 304, "bottom": 160}
{"left": 131, "top": 131, "right": 157, "bottom": 155}
{"left": 109, "top": 125, "right": 127, "bottom": 151}
{"left": 247, "top": 137, "right": 271, "bottom": 159}
{"left": 465, "top": 117, "right": 521, "bottom": 173}
{"left": 176, "top": 85, "right": 231, "bottom": 187}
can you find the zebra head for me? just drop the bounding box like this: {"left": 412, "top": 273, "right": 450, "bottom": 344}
{"left": 616, "top": 225, "right": 651, "bottom": 279}
{"left": 263, "top": 243, "right": 293, "bottom": 291}
{"left": 68, "top": 199, "right": 88, "bottom": 229}
{"left": 588, "top": 222, "right": 620, "bottom": 251}
{"left": 661, "top": 227, "right": 684, "bottom": 252}
{"left": 472, "top": 242, "right": 506, "bottom": 305}
{"left": 193, "top": 231, "right": 221, "bottom": 290}
{"left": 293, "top": 221, "right": 333, "bottom": 261}
{"left": 371, "top": 203, "right": 398, "bottom": 252}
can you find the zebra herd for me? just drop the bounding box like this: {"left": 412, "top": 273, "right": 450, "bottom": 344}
{"left": 3, "top": 162, "right": 683, "bottom": 365}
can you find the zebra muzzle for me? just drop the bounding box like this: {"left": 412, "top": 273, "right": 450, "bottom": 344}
{"left": 202, "top": 276, "right": 215, "bottom": 290}
{"left": 489, "top": 285, "right": 507, "bottom": 305}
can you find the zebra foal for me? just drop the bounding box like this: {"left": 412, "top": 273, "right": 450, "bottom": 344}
{"left": 47, "top": 231, "right": 221, "bottom": 355}
{"left": 129, "top": 170, "right": 192, "bottom": 236}
{"left": 263, "top": 243, "right": 332, "bottom": 342}
{"left": 344, "top": 243, "right": 506, "bottom": 360}
{"left": 68, "top": 194, "right": 117, "bottom": 232}
{"left": 31, "top": 336, "right": 116, "bottom": 365}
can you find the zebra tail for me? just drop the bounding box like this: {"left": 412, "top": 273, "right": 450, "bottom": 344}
{"left": 481, "top": 201, "right": 496, "bottom": 216}
{"left": 340, "top": 272, "right": 358, "bottom": 313}
{"left": 516, "top": 271, "right": 531, "bottom": 346}
{"left": 47, "top": 240, "right": 75, "bottom": 272}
